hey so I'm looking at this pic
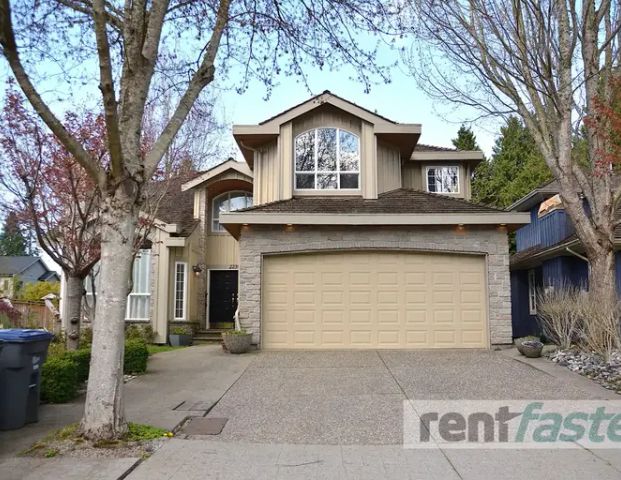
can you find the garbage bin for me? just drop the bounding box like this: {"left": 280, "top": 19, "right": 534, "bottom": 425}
{"left": 0, "top": 329, "right": 54, "bottom": 430}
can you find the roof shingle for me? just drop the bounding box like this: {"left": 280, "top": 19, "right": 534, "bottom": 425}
{"left": 235, "top": 188, "right": 508, "bottom": 215}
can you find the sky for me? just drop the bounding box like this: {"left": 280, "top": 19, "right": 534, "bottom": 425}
{"left": 215, "top": 64, "right": 501, "bottom": 159}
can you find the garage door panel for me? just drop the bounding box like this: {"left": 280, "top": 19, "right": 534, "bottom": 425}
{"left": 262, "top": 251, "right": 488, "bottom": 350}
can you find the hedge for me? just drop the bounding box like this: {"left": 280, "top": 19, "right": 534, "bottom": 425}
{"left": 41, "top": 356, "right": 78, "bottom": 403}
{"left": 40, "top": 338, "right": 149, "bottom": 403}
{"left": 124, "top": 339, "right": 149, "bottom": 374}
{"left": 64, "top": 348, "right": 91, "bottom": 383}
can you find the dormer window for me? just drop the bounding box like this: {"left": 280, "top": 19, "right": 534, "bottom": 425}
{"left": 426, "top": 166, "right": 459, "bottom": 194}
{"left": 295, "top": 128, "right": 360, "bottom": 190}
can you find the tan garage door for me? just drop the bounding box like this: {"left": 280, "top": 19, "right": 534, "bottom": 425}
{"left": 262, "top": 251, "right": 488, "bottom": 349}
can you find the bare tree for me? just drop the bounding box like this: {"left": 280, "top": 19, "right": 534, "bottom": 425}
{"left": 407, "top": 0, "right": 621, "bottom": 305}
{"left": 0, "top": 0, "right": 405, "bottom": 440}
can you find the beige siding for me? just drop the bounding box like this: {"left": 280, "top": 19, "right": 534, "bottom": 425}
{"left": 377, "top": 141, "right": 401, "bottom": 194}
{"left": 400, "top": 162, "right": 471, "bottom": 199}
{"left": 205, "top": 235, "right": 239, "bottom": 267}
{"left": 401, "top": 163, "right": 422, "bottom": 190}
{"left": 360, "top": 121, "right": 377, "bottom": 199}
{"left": 254, "top": 139, "right": 279, "bottom": 205}
{"left": 291, "top": 104, "right": 362, "bottom": 137}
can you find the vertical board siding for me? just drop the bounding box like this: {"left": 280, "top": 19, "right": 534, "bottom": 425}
{"left": 515, "top": 208, "right": 575, "bottom": 251}
{"left": 401, "top": 164, "right": 422, "bottom": 190}
{"left": 377, "top": 142, "right": 401, "bottom": 194}
{"left": 255, "top": 140, "right": 279, "bottom": 205}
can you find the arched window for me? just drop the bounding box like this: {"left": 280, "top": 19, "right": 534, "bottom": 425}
{"left": 212, "top": 191, "right": 253, "bottom": 232}
{"left": 294, "top": 128, "right": 360, "bottom": 190}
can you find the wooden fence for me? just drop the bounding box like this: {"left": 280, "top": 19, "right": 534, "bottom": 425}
{"left": 10, "top": 300, "right": 61, "bottom": 333}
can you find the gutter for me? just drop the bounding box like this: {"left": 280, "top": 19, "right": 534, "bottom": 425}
{"left": 565, "top": 247, "right": 588, "bottom": 263}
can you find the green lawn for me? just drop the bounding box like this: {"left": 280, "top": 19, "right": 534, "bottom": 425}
{"left": 147, "top": 344, "right": 183, "bottom": 355}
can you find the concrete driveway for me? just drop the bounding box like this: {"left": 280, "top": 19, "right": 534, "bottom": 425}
{"left": 128, "top": 349, "right": 621, "bottom": 480}
{"left": 204, "top": 350, "right": 606, "bottom": 445}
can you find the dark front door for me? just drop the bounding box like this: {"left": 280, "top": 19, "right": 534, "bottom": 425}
{"left": 209, "top": 270, "right": 239, "bottom": 325}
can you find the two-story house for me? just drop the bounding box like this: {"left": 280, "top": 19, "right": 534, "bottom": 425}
{"left": 509, "top": 180, "right": 621, "bottom": 338}
{"left": 208, "top": 91, "right": 528, "bottom": 349}
{"left": 69, "top": 92, "right": 530, "bottom": 347}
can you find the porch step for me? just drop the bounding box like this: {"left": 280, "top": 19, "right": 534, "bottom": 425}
{"left": 193, "top": 328, "right": 233, "bottom": 344}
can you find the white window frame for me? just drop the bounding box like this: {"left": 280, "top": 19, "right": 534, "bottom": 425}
{"left": 425, "top": 166, "right": 460, "bottom": 194}
{"left": 211, "top": 191, "right": 253, "bottom": 233}
{"left": 125, "top": 249, "right": 152, "bottom": 321}
{"left": 174, "top": 261, "right": 188, "bottom": 321}
{"left": 294, "top": 128, "right": 360, "bottom": 191}
{"left": 528, "top": 269, "right": 537, "bottom": 315}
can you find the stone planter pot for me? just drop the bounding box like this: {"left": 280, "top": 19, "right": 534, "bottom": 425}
{"left": 169, "top": 334, "right": 193, "bottom": 347}
{"left": 518, "top": 341, "right": 543, "bottom": 358}
{"left": 222, "top": 332, "right": 253, "bottom": 354}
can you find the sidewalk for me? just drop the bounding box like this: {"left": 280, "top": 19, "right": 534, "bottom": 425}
{"left": 0, "top": 344, "right": 253, "bottom": 480}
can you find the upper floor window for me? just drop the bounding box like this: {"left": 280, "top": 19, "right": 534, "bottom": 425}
{"left": 426, "top": 166, "right": 459, "bottom": 194}
{"left": 212, "top": 191, "right": 253, "bottom": 232}
{"left": 294, "top": 128, "right": 360, "bottom": 190}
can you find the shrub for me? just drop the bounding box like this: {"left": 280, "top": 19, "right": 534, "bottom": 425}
{"left": 64, "top": 348, "right": 91, "bottom": 383}
{"left": 537, "top": 285, "right": 621, "bottom": 358}
{"left": 79, "top": 327, "right": 93, "bottom": 347}
{"left": 124, "top": 339, "right": 148, "bottom": 374}
{"left": 536, "top": 285, "right": 583, "bottom": 349}
{"left": 16, "top": 281, "right": 60, "bottom": 304}
{"left": 125, "top": 324, "right": 154, "bottom": 343}
{"left": 169, "top": 325, "right": 192, "bottom": 335}
{"left": 41, "top": 356, "right": 78, "bottom": 403}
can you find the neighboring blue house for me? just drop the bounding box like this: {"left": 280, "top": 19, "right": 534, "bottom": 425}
{"left": 509, "top": 181, "right": 621, "bottom": 337}
{"left": 0, "top": 256, "right": 60, "bottom": 298}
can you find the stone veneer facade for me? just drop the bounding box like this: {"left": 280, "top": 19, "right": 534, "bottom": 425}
{"left": 238, "top": 224, "right": 512, "bottom": 346}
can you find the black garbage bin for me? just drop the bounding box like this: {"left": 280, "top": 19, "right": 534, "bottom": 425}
{"left": 0, "top": 329, "right": 54, "bottom": 430}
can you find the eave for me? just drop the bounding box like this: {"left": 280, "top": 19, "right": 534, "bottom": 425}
{"left": 220, "top": 211, "right": 530, "bottom": 239}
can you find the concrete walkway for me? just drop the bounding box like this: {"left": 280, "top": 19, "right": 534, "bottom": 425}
{"left": 127, "top": 349, "right": 621, "bottom": 480}
{"left": 126, "top": 438, "right": 621, "bottom": 480}
{"left": 0, "top": 344, "right": 252, "bottom": 480}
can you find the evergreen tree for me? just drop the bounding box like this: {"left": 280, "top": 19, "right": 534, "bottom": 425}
{"left": 452, "top": 124, "right": 480, "bottom": 150}
{"left": 472, "top": 116, "right": 552, "bottom": 208}
{"left": 0, "top": 212, "right": 28, "bottom": 256}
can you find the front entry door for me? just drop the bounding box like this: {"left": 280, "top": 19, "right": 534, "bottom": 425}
{"left": 209, "top": 270, "right": 239, "bottom": 325}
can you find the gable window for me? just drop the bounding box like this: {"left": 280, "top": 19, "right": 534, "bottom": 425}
{"left": 426, "top": 166, "right": 459, "bottom": 194}
{"left": 174, "top": 262, "right": 187, "bottom": 320}
{"left": 294, "top": 128, "right": 360, "bottom": 190}
{"left": 212, "top": 191, "right": 253, "bottom": 232}
{"left": 528, "top": 269, "right": 537, "bottom": 315}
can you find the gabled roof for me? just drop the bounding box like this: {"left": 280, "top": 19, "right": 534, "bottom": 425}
{"left": 258, "top": 90, "right": 399, "bottom": 126}
{"left": 508, "top": 180, "right": 559, "bottom": 212}
{"left": 181, "top": 158, "right": 253, "bottom": 192}
{"left": 220, "top": 188, "right": 529, "bottom": 238}
{"left": 0, "top": 256, "right": 40, "bottom": 275}
{"left": 233, "top": 91, "right": 421, "bottom": 166}
{"left": 150, "top": 175, "right": 199, "bottom": 237}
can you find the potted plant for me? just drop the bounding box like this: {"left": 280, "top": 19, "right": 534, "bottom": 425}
{"left": 518, "top": 340, "right": 544, "bottom": 358}
{"left": 169, "top": 325, "right": 193, "bottom": 347}
{"left": 221, "top": 329, "right": 253, "bottom": 354}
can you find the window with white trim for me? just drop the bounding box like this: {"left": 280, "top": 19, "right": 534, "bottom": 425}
{"left": 426, "top": 166, "right": 459, "bottom": 194}
{"left": 294, "top": 128, "right": 360, "bottom": 190}
{"left": 84, "top": 249, "right": 152, "bottom": 321}
{"left": 126, "top": 249, "right": 152, "bottom": 320}
{"left": 212, "top": 191, "right": 253, "bottom": 232}
{"left": 528, "top": 269, "right": 537, "bottom": 315}
{"left": 174, "top": 262, "right": 187, "bottom": 320}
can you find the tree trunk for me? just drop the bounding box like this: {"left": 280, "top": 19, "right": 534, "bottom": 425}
{"left": 81, "top": 193, "right": 137, "bottom": 440}
{"left": 65, "top": 274, "right": 84, "bottom": 351}
{"left": 588, "top": 248, "right": 618, "bottom": 308}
